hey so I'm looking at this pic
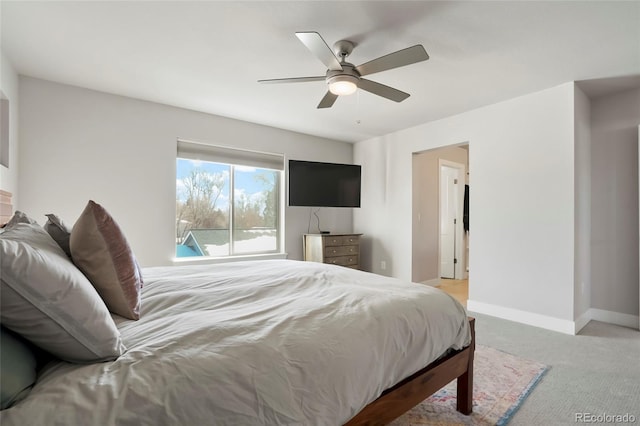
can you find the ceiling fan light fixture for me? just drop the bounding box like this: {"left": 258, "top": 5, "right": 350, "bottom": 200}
{"left": 328, "top": 75, "right": 358, "bottom": 96}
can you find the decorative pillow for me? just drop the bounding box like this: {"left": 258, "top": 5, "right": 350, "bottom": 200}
{"left": 4, "top": 211, "right": 37, "bottom": 229}
{"left": 70, "top": 200, "right": 143, "bottom": 320}
{"left": 0, "top": 327, "right": 38, "bottom": 410}
{"left": 44, "top": 213, "right": 72, "bottom": 258}
{"left": 0, "top": 223, "right": 126, "bottom": 363}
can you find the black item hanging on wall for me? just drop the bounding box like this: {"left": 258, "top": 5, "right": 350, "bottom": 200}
{"left": 463, "top": 184, "right": 469, "bottom": 232}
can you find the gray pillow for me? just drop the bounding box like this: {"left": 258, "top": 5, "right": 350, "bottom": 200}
{"left": 4, "top": 211, "right": 37, "bottom": 229}
{"left": 44, "top": 213, "right": 72, "bottom": 258}
{"left": 0, "top": 326, "right": 38, "bottom": 410}
{"left": 0, "top": 223, "right": 126, "bottom": 363}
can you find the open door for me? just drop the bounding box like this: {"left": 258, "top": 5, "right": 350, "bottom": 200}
{"left": 439, "top": 160, "right": 465, "bottom": 279}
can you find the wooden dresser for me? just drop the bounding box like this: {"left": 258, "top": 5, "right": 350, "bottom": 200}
{"left": 303, "top": 234, "right": 362, "bottom": 269}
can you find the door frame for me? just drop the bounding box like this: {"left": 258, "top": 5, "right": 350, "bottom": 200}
{"left": 438, "top": 159, "right": 466, "bottom": 280}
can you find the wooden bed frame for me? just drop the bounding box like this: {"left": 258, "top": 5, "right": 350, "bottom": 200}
{"left": 345, "top": 317, "right": 476, "bottom": 425}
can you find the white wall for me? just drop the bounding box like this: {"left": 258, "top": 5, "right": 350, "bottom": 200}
{"left": 590, "top": 87, "right": 640, "bottom": 321}
{"left": 18, "top": 77, "right": 354, "bottom": 266}
{"left": 355, "top": 83, "right": 577, "bottom": 332}
{"left": 573, "top": 84, "right": 592, "bottom": 328}
{"left": 0, "top": 52, "right": 20, "bottom": 203}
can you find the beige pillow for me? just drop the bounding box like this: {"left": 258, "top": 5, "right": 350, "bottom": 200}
{"left": 0, "top": 223, "right": 126, "bottom": 363}
{"left": 70, "top": 200, "right": 143, "bottom": 320}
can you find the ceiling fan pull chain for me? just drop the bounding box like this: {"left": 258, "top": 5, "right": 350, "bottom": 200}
{"left": 356, "top": 89, "right": 361, "bottom": 125}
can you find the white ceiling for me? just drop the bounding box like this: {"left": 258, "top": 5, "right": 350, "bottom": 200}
{"left": 2, "top": 1, "right": 639, "bottom": 143}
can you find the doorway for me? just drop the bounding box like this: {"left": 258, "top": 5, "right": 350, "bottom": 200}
{"left": 411, "top": 143, "right": 469, "bottom": 291}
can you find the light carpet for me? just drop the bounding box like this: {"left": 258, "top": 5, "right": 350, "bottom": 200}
{"left": 391, "top": 345, "right": 548, "bottom": 425}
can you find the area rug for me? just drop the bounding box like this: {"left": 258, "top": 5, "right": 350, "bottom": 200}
{"left": 390, "top": 345, "right": 548, "bottom": 426}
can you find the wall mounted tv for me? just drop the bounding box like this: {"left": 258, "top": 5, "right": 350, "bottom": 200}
{"left": 288, "top": 160, "right": 361, "bottom": 208}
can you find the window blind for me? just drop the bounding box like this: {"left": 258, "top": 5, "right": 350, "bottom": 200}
{"left": 177, "top": 140, "right": 284, "bottom": 171}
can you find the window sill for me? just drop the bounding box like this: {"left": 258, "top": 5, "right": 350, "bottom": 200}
{"left": 172, "top": 252, "right": 288, "bottom": 266}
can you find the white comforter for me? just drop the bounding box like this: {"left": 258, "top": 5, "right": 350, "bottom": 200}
{"left": 1, "top": 259, "right": 470, "bottom": 425}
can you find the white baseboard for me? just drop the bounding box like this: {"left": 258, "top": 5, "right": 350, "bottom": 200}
{"left": 420, "top": 279, "right": 440, "bottom": 287}
{"left": 467, "top": 300, "right": 640, "bottom": 335}
{"left": 466, "top": 299, "right": 576, "bottom": 335}
{"left": 574, "top": 310, "right": 592, "bottom": 334}
{"left": 588, "top": 308, "right": 639, "bottom": 330}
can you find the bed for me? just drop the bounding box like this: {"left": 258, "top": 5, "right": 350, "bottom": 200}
{"left": 0, "top": 198, "right": 474, "bottom": 425}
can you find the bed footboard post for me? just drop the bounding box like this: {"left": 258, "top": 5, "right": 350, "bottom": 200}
{"left": 456, "top": 317, "right": 475, "bottom": 415}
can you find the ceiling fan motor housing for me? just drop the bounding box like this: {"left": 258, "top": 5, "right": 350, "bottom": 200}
{"left": 326, "top": 63, "right": 360, "bottom": 84}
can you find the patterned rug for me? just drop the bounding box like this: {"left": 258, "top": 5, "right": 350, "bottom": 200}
{"left": 391, "top": 345, "right": 548, "bottom": 426}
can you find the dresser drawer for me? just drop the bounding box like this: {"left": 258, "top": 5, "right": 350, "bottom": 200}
{"left": 324, "top": 255, "right": 359, "bottom": 267}
{"left": 324, "top": 245, "right": 359, "bottom": 257}
{"left": 323, "top": 235, "right": 360, "bottom": 247}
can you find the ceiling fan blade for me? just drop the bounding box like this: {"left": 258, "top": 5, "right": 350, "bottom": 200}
{"left": 356, "top": 45, "right": 429, "bottom": 77}
{"left": 296, "top": 32, "right": 343, "bottom": 71}
{"left": 258, "top": 76, "right": 325, "bottom": 84}
{"left": 358, "top": 79, "right": 410, "bottom": 102}
{"left": 317, "top": 91, "right": 338, "bottom": 109}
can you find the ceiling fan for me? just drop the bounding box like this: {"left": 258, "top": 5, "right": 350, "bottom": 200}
{"left": 258, "top": 32, "right": 429, "bottom": 109}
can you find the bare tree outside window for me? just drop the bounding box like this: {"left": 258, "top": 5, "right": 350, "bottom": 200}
{"left": 176, "top": 168, "right": 228, "bottom": 244}
{"left": 176, "top": 158, "right": 279, "bottom": 257}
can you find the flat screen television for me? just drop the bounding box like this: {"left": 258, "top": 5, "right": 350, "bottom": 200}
{"left": 288, "top": 160, "right": 361, "bottom": 208}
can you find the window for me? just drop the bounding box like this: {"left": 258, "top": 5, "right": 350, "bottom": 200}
{"left": 176, "top": 140, "right": 283, "bottom": 258}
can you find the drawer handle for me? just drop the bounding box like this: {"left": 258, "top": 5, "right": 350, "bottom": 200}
{"left": 332, "top": 249, "right": 337, "bottom": 254}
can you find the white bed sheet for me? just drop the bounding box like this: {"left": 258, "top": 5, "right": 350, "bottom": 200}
{"left": 1, "top": 259, "right": 470, "bottom": 425}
